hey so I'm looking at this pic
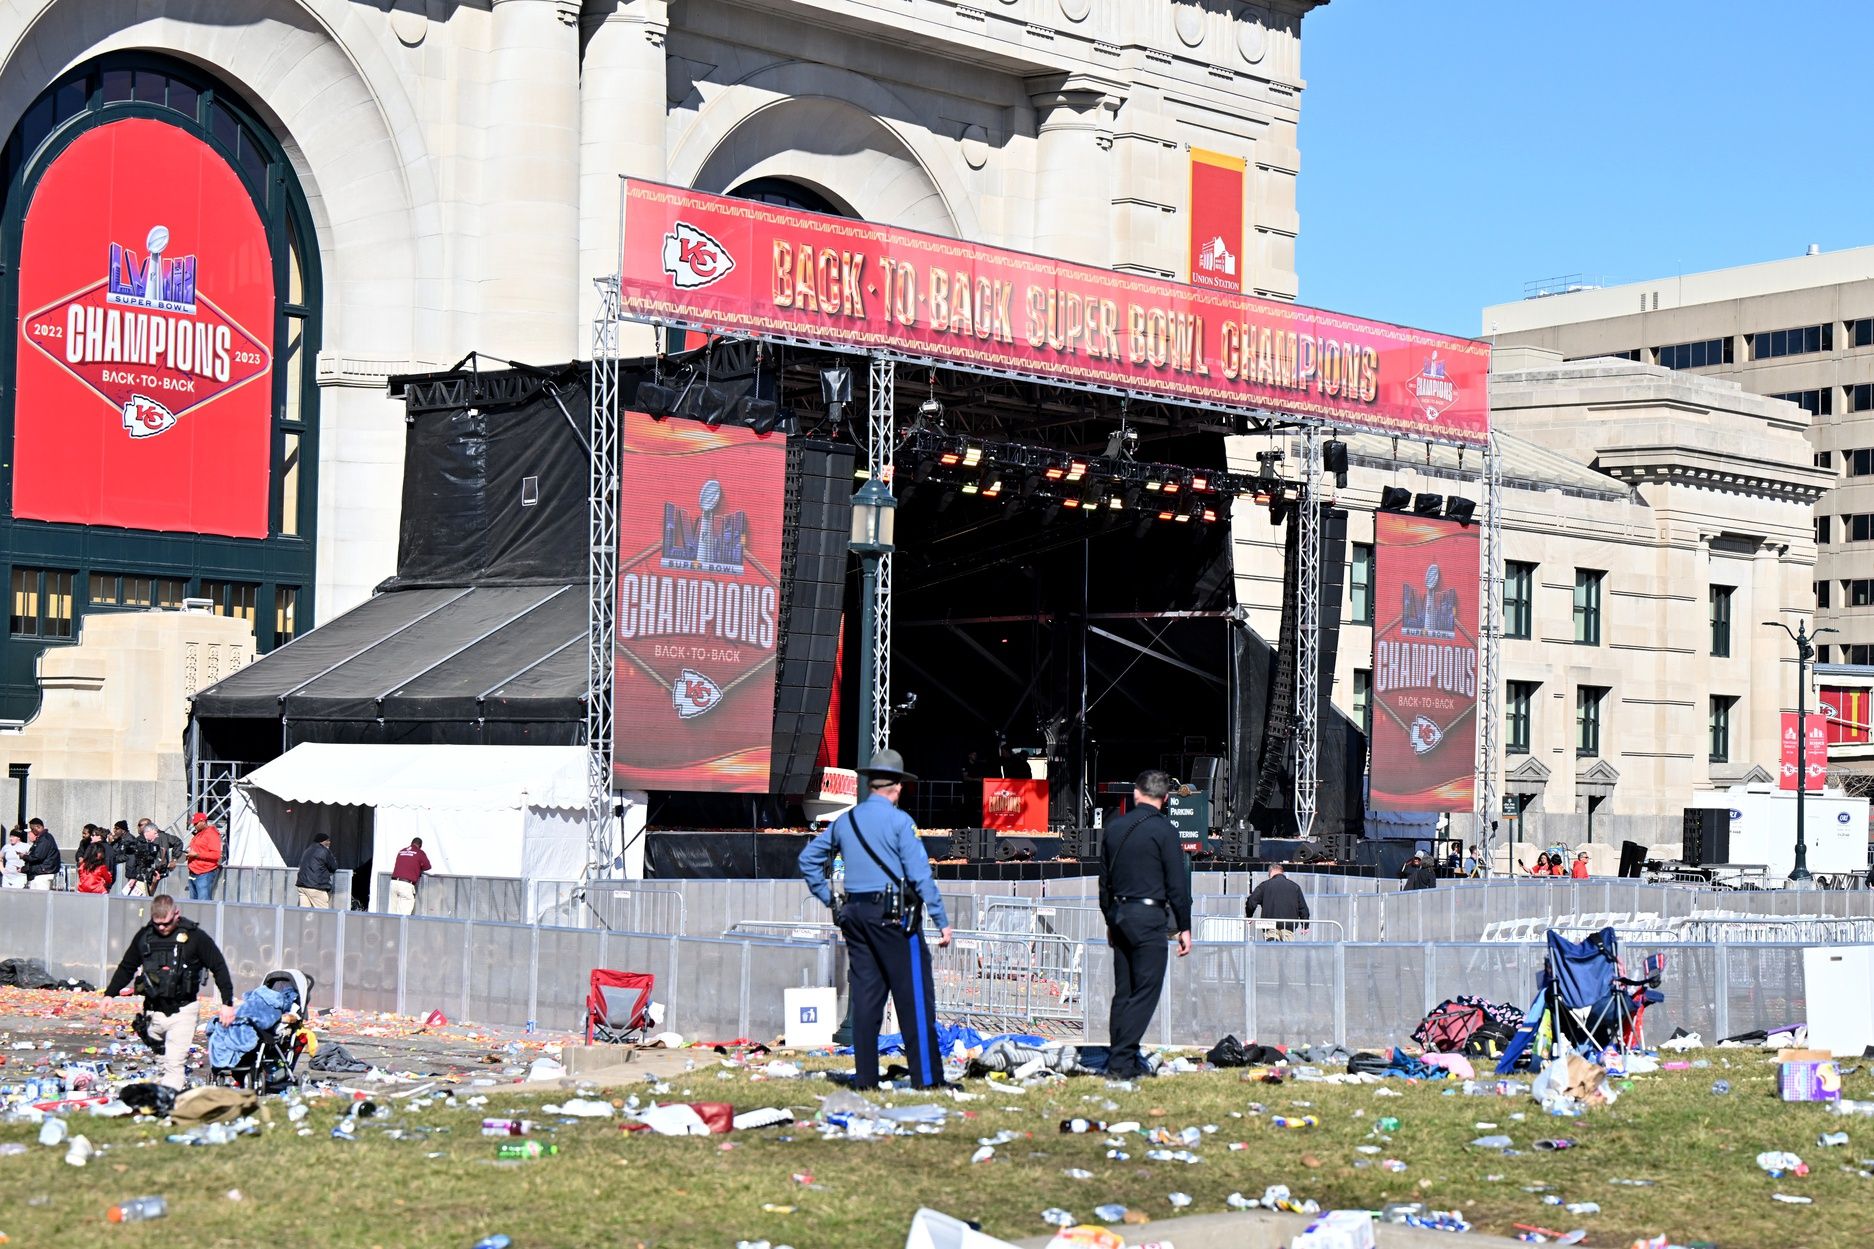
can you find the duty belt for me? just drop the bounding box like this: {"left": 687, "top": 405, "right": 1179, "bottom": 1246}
{"left": 1116, "top": 896, "right": 1163, "bottom": 907}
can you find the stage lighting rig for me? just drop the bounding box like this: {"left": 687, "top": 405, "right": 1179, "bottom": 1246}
{"left": 1379, "top": 485, "right": 1413, "bottom": 511}
{"left": 1412, "top": 492, "right": 1444, "bottom": 516}
{"left": 1443, "top": 495, "right": 1477, "bottom": 525}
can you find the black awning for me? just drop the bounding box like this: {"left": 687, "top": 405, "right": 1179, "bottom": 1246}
{"left": 193, "top": 585, "right": 586, "bottom": 728}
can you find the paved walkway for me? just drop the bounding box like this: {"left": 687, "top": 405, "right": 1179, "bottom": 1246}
{"left": 1014, "top": 1210, "right": 1528, "bottom": 1249}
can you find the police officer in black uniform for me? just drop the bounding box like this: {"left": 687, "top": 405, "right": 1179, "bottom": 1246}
{"left": 1097, "top": 769, "right": 1192, "bottom": 1079}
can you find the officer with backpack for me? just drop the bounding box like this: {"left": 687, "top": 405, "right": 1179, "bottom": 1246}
{"left": 799, "top": 750, "right": 953, "bottom": 1090}
{"left": 102, "top": 894, "right": 237, "bottom": 1089}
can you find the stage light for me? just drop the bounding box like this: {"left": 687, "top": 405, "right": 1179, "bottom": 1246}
{"left": 1413, "top": 492, "right": 1444, "bottom": 515}
{"left": 637, "top": 380, "right": 678, "bottom": 419}
{"left": 1065, "top": 459, "right": 1088, "bottom": 482}
{"left": 1162, "top": 477, "right": 1181, "bottom": 495}
{"left": 1444, "top": 495, "right": 1477, "bottom": 524}
{"left": 820, "top": 367, "right": 853, "bottom": 421}
{"left": 918, "top": 395, "right": 943, "bottom": 421}
{"left": 1063, "top": 496, "right": 1082, "bottom": 509}
{"left": 960, "top": 480, "right": 980, "bottom": 495}
{"left": 1145, "top": 479, "right": 1163, "bottom": 492}
{"left": 742, "top": 397, "right": 781, "bottom": 434}
{"left": 1044, "top": 463, "right": 1067, "bottom": 481}
{"left": 1190, "top": 473, "right": 1210, "bottom": 492}
{"left": 1268, "top": 494, "right": 1293, "bottom": 526}
{"left": 1107, "top": 493, "right": 1124, "bottom": 510}
{"left": 1157, "top": 510, "right": 1177, "bottom": 522}
{"left": 1173, "top": 510, "right": 1191, "bottom": 523}
{"left": 1379, "top": 485, "right": 1413, "bottom": 511}
{"left": 982, "top": 474, "right": 1004, "bottom": 499}
{"left": 1121, "top": 484, "right": 1143, "bottom": 510}
{"left": 962, "top": 445, "right": 983, "bottom": 467}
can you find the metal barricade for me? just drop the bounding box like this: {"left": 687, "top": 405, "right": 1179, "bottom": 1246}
{"left": 936, "top": 928, "right": 1086, "bottom": 1036}
{"left": 1193, "top": 917, "right": 1346, "bottom": 944}
{"left": 532, "top": 880, "right": 688, "bottom": 934}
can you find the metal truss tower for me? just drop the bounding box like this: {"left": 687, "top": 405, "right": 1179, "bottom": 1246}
{"left": 585, "top": 277, "right": 623, "bottom": 884}
{"left": 866, "top": 355, "right": 896, "bottom": 761}
{"left": 1294, "top": 425, "right": 1324, "bottom": 841}
{"left": 1474, "top": 432, "right": 1506, "bottom": 859}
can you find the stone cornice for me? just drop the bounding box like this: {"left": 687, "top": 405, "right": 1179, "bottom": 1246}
{"left": 1600, "top": 458, "right": 1831, "bottom": 504}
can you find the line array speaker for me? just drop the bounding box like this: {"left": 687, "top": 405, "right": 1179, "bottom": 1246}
{"left": 769, "top": 440, "right": 856, "bottom": 794}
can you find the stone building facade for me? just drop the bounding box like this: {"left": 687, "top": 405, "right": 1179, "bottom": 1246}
{"left": 1231, "top": 347, "right": 1831, "bottom": 849}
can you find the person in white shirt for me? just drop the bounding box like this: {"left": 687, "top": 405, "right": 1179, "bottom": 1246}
{"left": 2, "top": 829, "right": 27, "bottom": 888}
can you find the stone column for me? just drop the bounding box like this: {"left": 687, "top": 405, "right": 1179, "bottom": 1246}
{"left": 579, "top": 0, "right": 668, "bottom": 342}
{"left": 1026, "top": 73, "right": 1125, "bottom": 268}
{"left": 484, "top": 0, "right": 582, "bottom": 362}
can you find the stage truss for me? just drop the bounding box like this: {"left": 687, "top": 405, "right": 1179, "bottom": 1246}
{"left": 586, "top": 277, "right": 623, "bottom": 888}
{"left": 1294, "top": 425, "right": 1323, "bottom": 841}
{"left": 867, "top": 355, "right": 896, "bottom": 762}
{"left": 1474, "top": 433, "right": 1505, "bottom": 860}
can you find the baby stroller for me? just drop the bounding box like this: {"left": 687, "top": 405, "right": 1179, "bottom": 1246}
{"left": 209, "top": 969, "right": 316, "bottom": 1093}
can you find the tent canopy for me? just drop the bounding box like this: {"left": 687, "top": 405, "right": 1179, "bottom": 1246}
{"left": 243, "top": 743, "right": 588, "bottom": 811}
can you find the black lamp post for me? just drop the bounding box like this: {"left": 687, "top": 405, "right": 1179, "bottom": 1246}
{"left": 1765, "top": 618, "right": 1836, "bottom": 886}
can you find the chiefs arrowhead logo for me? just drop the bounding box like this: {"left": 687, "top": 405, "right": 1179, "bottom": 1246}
{"left": 661, "top": 221, "right": 735, "bottom": 290}
{"left": 672, "top": 668, "right": 723, "bottom": 719}
{"left": 122, "top": 394, "right": 177, "bottom": 438}
{"left": 1408, "top": 715, "right": 1445, "bottom": 756}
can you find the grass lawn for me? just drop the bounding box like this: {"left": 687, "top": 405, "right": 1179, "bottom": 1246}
{"left": 0, "top": 1050, "right": 1868, "bottom": 1248}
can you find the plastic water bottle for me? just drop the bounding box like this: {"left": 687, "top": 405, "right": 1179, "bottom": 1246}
{"left": 107, "top": 1196, "right": 168, "bottom": 1223}
{"left": 495, "top": 1141, "right": 558, "bottom": 1160}
{"left": 1832, "top": 1099, "right": 1874, "bottom": 1117}
{"left": 38, "top": 1117, "right": 67, "bottom": 1147}
{"left": 481, "top": 1119, "right": 534, "bottom": 1137}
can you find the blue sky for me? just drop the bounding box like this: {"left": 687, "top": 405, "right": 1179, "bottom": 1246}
{"left": 1295, "top": 1, "right": 1874, "bottom": 338}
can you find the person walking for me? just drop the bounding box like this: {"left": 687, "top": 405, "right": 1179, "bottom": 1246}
{"left": 1097, "top": 769, "right": 1193, "bottom": 1079}
{"left": 4, "top": 828, "right": 29, "bottom": 888}
{"left": 102, "top": 894, "right": 236, "bottom": 1090}
{"left": 184, "top": 813, "right": 224, "bottom": 900}
{"left": 1401, "top": 854, "right": 1438, "bottom": 891}
{"left": 22, "top": 818, "right": 61, "bottom": 890}
{"left": 389, "top": 837, "right": 432, "bottom": 915}
{"left": 296, "top": 833, "right": 338, "bottom": 909}
{"left": 799, "top": 749, "right": 953, "bottom": 1090}
{"left": 1243, "top": 862, "right": 1310, "bottom": 940}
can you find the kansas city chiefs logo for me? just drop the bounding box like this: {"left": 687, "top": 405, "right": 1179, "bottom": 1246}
{"left": 122, "top": 394, "right": 176, "bottom": 438}
{"left": 661, "top": 221, "right": 735, "bottom": 290}
{"left": 672, "top": 668, "right": 723, "bottom": 719}
{"left": 1408, "top": 715, "right": 1445, "bottom": 756}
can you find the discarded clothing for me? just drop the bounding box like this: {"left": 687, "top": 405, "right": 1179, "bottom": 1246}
{"left": 1206, "top": 1035, "right": 1288, "bottom": 1068}
{"left": 118, "top": 1083, "right": 177, "bottom": 1118}
{"left": 170, "top": 1086, "right": 259, "bottom": 1124}
{"left": 0, "top": 957, "right": 92, "bottom": 992}
{"left": 308, "top": 1042, "right": 371, "bottom": 1074}
{"left": 970, "top": 1037, "right": 1084, "bottom": 1077}
{"left": 206, "top": 984, "right": 295, "bottom": 1070}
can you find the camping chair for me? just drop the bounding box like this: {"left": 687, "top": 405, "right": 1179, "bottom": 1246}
{"left": 1497, "top": 927, "right": 1665, "bottom": 1073}
{"left": 586, "top": 969, "right": 655, "bottom": 1044}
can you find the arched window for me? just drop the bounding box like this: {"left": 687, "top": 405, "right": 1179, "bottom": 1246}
{"left": 0, "top": 55, "right": 319, "bottom": 717}
{"left": 729, "top": 176, "right": 848, "bottom": 218}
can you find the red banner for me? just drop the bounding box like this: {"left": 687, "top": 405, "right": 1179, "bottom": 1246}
{"left": 1780, "top": 712, "right": 1829, "bottom": 791}
{"left": 1369, "top": 512, "right": 1480, "bottom": 811}
{"left": 14, "top": 119, "right": 275, "bottom": 536}
{"left": 982, "top": 779, "right": 1050, "bottom": 832}
{"left": 1189, "top": 149, "right": 1245, "bottom": 294}
{"left": 613, "top": 414, "right": 786, "bottom": 792}
{"left": 618, "top": 180, "right": 1490, "bottom": 447}
{"left": 1820, "top": 687, "right": 1870, "bottom": 746}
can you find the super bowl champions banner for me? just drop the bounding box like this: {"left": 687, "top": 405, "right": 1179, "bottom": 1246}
{"left": 618, "top": 179, "right": 1490, "bottom": 448}
{"left": 614, "top": 413, "right": 786, "bottom": 792}
{"left": 14, "top": 118, "right": 275, "bottom": 536}
{"left": 1369, "top": 512, "right": 1480, "bottom": 811}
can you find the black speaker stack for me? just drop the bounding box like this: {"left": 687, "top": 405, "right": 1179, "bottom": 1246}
{"left": 768, "top": 440, "right": 856, "bottom": 794}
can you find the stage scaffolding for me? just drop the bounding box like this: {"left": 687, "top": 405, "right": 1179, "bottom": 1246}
{"left": 586, "top": 276, "right": 623, "bottom": 888}
{"left": 1294, "top": 424, "right": 1324, "bottom": 841}
{"left": 1474, "top": 433, "right": 1506, "bottom": 859}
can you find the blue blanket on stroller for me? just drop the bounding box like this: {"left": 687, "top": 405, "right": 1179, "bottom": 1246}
{"left": 206, "top": 984, "right": 296, "bottom": 1070}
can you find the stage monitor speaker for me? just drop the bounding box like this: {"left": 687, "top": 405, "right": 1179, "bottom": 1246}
{"left": 1065, "top": 825, "right": 1101, "bottom": 861}
{"left": 1680, "top": 807, "right": 1728, "bottom": 867}
{"left": 1215, "top": 824, "right": 1254, "bottom": 862}
{"left": 1618, "top": 839, "right": 1649, "bottom": 879}
{"left": 769, "top": 440, "right": 857, "bottom": 795}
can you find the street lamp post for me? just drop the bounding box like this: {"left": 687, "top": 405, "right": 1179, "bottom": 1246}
{"left": 1765, "top": 618, "right": 1836, "bottom": 886}
{"left": 850, "top": 477, "right": 896, "bottom": 772}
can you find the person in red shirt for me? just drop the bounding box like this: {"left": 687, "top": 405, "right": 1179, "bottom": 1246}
{"left": 76, "top": 826, "right": 114, "bottom": 894}
{"left": 389, "top": 837, "right": 432, "bottom": 916}
{"left": 184, "top": 813, "right": 224, "bottom": 900}
{"left": 1570, "top": 851, "right": 1590, "bottom": 879}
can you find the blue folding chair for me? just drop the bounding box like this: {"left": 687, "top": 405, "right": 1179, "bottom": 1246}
{"left": 1498, "top": 928, "right": 1665, "bottom": 1073}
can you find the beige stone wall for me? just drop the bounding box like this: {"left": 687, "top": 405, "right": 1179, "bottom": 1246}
{"left": 0, "top": 0, "right": 1324, "bottom": 628}
{"left": 1229, "top": 355, "right": 1828, "bottom": 845}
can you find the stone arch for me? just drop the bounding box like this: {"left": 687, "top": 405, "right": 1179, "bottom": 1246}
{"left": 0, "top": 0, "right": 440, "bottom": 363}
{"left": 672, "top": 61, "right": 977, "bottom": 240}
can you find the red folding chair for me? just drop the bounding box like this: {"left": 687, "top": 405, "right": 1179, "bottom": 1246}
{"left": 586, "top": 970, "right": 655, "bottom": 1044}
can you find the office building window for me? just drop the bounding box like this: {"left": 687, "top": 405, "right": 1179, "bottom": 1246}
{"left": 1851, "top": 514, "right": 1874, "bottom": 543}
{"left": 1851, "top": 318, "right": 1874, "bottom": 348}
{"left": 1573, "top": 569, "right": 1603, "bottom": 645}
{"left": 1655, "top": 337, "right": 1733, "bottom": 370}
{"left": 274, "top": 587, "right": 299, "bottom": 644}
{"left": 90, "top": 574, "right": 187, "bottom": 609}
{"left": 1774, "top": 389, "right": 1834, "bottom": 417}
{"left": 1820, "top": 645, "right": 1834, "bottom": 664}
{"left": 1815, "top": 451, "right": 1835, "bottom": 470}
{"left": 1709, "top": 695, "right": 1735, "bottom": 763}
{"left": 1849, "top": 448, "right": 1874, "bottom": 477}
{"left": 1576, "top": 685, "right": 1607, "bottom": 757}
{"left": 1850, "top": 579, "right": 1874, "bottom": 607}
{"left": 1845, "top": 644, "right": 1874, "bottom": 664}
{"left": 1818, "top": 580, "right": 1832, "bottom": 608}
{"left": 1817, "top": 515, "right": 1832, "bottom": 544}
{"left": 203, "top": 580, "right": 259, "bottom": 624}
{"left": 1709, "top": 586, "right": 1733, "bottom": 657}
{"left": 1352, "top": 669, "right": 1372, "bottom": 742}
{"left": 1349, "top": 544, "right": 1374, "bottom": 625}
{"left": 1752, "top": 324, "right": 1833, "bottom": 359}
{"left": 9, "top": 568, "right": 76, "bottom": 639}
{"left": 1503, "top": 561, "right": 1536, "bottom": 639}
{"left": 1851, "top": 383, "right": 1874, "bottom": 413}
{"left": 1507, "top": 680, "right": 1538, "bottom": 755}
{"left": 1565, "top": 348, "right": 1641, "bottom": 362}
